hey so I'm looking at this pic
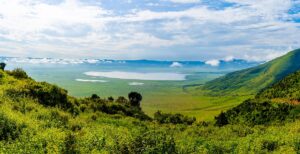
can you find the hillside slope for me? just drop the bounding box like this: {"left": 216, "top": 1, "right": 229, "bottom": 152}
{"left": 215, "top": 70, "right": 300, "bottom": 126}
{"left": 256, "top": 70, "right": 300, "bottom": 104}
{"left": 203, "top": 49, "right": 300, "bottom": 94}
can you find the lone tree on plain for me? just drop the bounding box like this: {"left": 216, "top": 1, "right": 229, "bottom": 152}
{"left": 0, "top": 63, "right": 6, "bottom": 71}
{"left": 128, "top": 92, "right": 142, "bottom": 108}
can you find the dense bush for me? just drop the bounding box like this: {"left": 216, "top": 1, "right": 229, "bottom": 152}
{"left": 129, "top": 130, "right": 177, "bottom": 154}
{"left": 0, "top": 113, "right": 23, "bottom": 141}
{"left": 154, "top": 111, "right": 196, "bottom": 125}
{"left": 5, "top": 81, "right": 73, "bottom": 110}
{"left": 215, "top": 99, "right": 295, "bottom": 126}
{"left": 7, "top": 68, "right": 29, "bottom": 79}
{"left": 116, "top": 96, "right": 129, "bottom": 104}
{"left": 215, "top": 111, "right": 228, "bottom": 127}
{"left": 90, "top": 101, "right": 151, "bottom": 120}
{"left": 63, "top": 133, "right": 79, "bottom": 154}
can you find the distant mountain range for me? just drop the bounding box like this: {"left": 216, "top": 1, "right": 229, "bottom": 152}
{"left": 203, "top": 48, "right": 300, "bottom": 95}
{"left": 0, "top": 57, "right": 261, "bottom": 70}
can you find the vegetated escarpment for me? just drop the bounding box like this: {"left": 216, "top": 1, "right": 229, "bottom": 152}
{"left": 215, "top": 70, "right": 300, "bottom": 126}
{"left": 203, "top": 48, "right": 300, "bottom": 95}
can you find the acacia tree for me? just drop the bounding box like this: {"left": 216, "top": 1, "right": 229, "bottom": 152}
{"left": 128, "top": 92, "right": 142, "bottom": 108}
{"left": 0, "top": 63, "right": 6, "bottom": 71}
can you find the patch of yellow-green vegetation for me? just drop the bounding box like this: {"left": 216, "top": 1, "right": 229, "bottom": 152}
{"left": 143, "top": 89, "right": 251, "bottom": 121}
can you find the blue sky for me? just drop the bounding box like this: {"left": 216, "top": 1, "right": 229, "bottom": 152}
{"left": 0, "top": 0, "right": 299, "bottom": 61}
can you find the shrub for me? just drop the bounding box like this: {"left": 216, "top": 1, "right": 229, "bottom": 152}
{"left": 129, "top": 130, "right": 177, "bottom": 153}
{"left": 116, "top": 96, "right": 128, "bottom": 104}
{"left": 215, "top": 111, "right": 228, "bottom": 127}
{"left": 262, "top": 140, "right": 278, "bottom": 151}
{"left": 63, "top": 133, "right": 79, "bottom": 154}
{"left": 215, "top": 99, "right": 295, "bottom": 126}
{"left": 90, "top": 94, "right": 100, "bottom": 100}
{"left": 8, "top": 68, "right": 29, "bottom": 79}
{"left": 154, "top": 111, "right": 196, "bottom": 125}
{"left": 108, "top": 96, "right": 114, "bottom": 102}
{"left": 0, "top": 113, "right": 23, "bottom": 141}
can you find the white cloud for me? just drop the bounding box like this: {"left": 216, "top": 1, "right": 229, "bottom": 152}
{"left": 205, "top": 59, "right": 220, "bottom": 67}
{"left": 76, "top": 79, "right": 108, "bottom": 83}
{"left": 224, "top": 56, "right": 234, "bottom": 62}
{"left": 0, "top": 0, "right": 299, "bottom": 61}
{"left": 84, "top": 71, "right": 187, "bottom": 81}
{"left": 170, "top": 62, "right": 183, "bottom": 68}
{"left": 128, "top": 82, "right": 144, "bottom": 86}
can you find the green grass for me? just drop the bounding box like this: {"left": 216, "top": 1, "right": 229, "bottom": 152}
{"left": 203, "top": 48, "right": 300, "bottom": 95}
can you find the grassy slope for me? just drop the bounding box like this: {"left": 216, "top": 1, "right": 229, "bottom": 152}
{"left": 1, "top": 70, "right": 300, "bottom": 153}
{"left": 203, "top": 49, "right": 300, "bottom": 95}
{"left": 257, "top": 70, "right": 300, "bottom": 104}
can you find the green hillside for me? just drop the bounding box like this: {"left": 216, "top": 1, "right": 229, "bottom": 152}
{"left": 256, "top": 70, "right": 300, "bottom": 104}
{"left": 215, "top": 70, "right": 300, "bottom": 127}
{"left": 1, "top": 66, "right": 300, "bottom": 153}
{"left": 203, "top": 49, "right": 300, "bottom": 95}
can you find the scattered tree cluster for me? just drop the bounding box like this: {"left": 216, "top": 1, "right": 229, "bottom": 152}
{"left": 80, "top": 92, "right": 150, "bottom": 120}
{"left": 154, "top": 111, "right": 196, "bottom": 125}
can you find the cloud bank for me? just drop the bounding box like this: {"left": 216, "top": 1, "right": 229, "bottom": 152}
{"left": 0, "top": 0, "right": 299, "bottom": 61}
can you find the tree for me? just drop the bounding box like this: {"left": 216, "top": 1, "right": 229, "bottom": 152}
{"left": 8, "top": 68, "right": 28, "bottom": 79}
{"left": 108, "top": 96, "right": 114, "bottom": 102}
{"left": 128, "top": 92, "right": 142, "bottom": 108}
{"left": 90, "top": 94, "right": 100, "bottom": 100}
{"left": 215, "top": 111, "right": 228, "bottom": 127}
{"left": 0, "top": 63, "right": 6, "bottom": 71}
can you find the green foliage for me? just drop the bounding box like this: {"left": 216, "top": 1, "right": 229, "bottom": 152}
{"left": 154, "top": 111, "right": 196, "bottom": 125}
{"left": 0, "top": 62, "right": 6, "bottom": 71}
{"left": 129, "top": 130, "right": 177, "bottom": 154}
{"left": 88, "top": 100, "right": 151, "bottom": 120}
{"left": 0, "top": 113, "right": 24, "bottom": 141}
{"left": 128, "top": 92, "right": 142, "bottom": 108}
{"left": 203, "top": 49, "right": 300, "bottom": 95}
{"left": 6, "top": 81, "right": 72, "bottom": 109}
{"left": 215, "top": 111, "right": 228, "bottom": 127}
{"left": 63, "top": 133, "right": 79, "bottom": 154}
{"left": 90, "top": 94, "right": 100, "bottom": 100}
{"left": 257, "top": 70, "right": 300, "bottom": 101}
{"left": 216, "top": 99, "right": 295, "bottom": 126}
{"left": 7, "top": 68, "right": 29, "bottom": 79}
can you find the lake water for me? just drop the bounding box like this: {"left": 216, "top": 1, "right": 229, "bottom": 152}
{"left": 2, "top": 58, "right": 259, "bottom": 97}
